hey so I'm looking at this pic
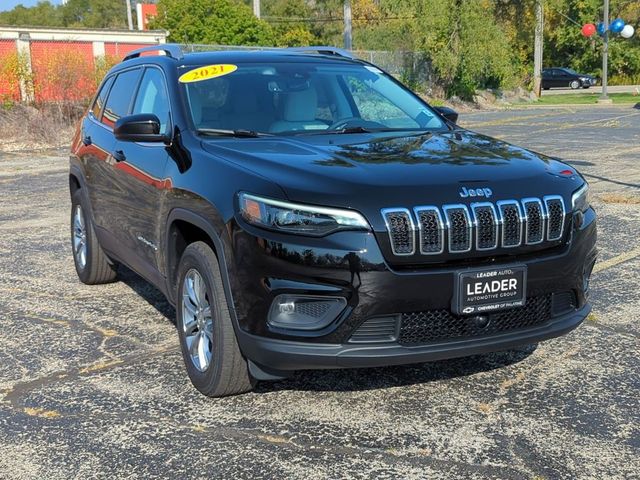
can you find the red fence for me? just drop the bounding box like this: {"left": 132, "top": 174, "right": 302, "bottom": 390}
{"left": 0, "top": 31, "right": 162, "bottom": 103}
{"left": 105, "top": 42, "right": 149, "bottom": 58}
{"left": 30, "top": 40, "right": 96, "bottom": 102}
{"left": 0, "top": 39, "right": 20, "bottom": 101}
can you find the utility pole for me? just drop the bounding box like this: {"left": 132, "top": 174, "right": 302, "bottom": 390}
{"left": 125, "top": 0, "right": 133, "bottom": 30}
{"left": 343, "top": 0, "right": 352, "bottom": 50}
{"left": 253, "top": 0, "right": 261, "bottom": 19}
{"left": 533, "top": 0, "right": 544, "bottom": 97}
{"left": 598, "top": 0, "right": 612, "bottom": 103}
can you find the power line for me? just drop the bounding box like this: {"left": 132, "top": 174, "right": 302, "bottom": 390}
{"left": 261, "top": 15, "right": 419, "bottom": 24}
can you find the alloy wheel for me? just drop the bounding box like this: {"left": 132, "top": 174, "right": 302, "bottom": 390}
{"left": 182, "top": 269, "right": 214, "bottom": 372}
{"left": 72, "top": 205, "right": 87, "bottom": 270}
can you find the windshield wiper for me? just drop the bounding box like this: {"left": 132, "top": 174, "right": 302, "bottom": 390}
{"left": 196, "top": 128, "right": 271, "bottom": 138}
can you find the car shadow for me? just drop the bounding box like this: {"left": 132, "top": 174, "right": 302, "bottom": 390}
{"left": 255, "top": 344, "right": 537, "bottom": 393}
{"left": 117, "top": 265, "right": 176, "bottom": 322}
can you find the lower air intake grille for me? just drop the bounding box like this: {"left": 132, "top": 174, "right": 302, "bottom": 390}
{"left": 349, "top": 316, "right": 398, "bottom": 343}
{"left": 398, "top": 294, "right": 553, "bottom": 346}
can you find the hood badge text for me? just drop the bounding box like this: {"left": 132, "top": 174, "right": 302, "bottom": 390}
{"left": 459, "top": 186, "right": 493, "bottom": 199}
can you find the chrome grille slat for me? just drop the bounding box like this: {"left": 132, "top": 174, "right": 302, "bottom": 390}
{"left": 381, "top": 196, "right": 565, "bottom": 256}
{"left": 414, "top": 206, "right": 444, "bottom": 255}
{"left": 443, "top": 205, "right": 472, "bottom": 253}
{"left": 471, "top": 202, "right": 498, "bottom": 250}
{"left": 544, "top": 195, "right": 565, "bottom": 241}
{"left": 522, "top": 198, "right": 546, "bottom": 245}
{"left": 381, "top": 208, "right": 415, "bottom": 256}
{"left": 497, "top": 200, "right": 523, "bottom": 248}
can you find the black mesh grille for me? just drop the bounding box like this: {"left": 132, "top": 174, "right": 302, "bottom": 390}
{"left": 398, "top": 295, "right": 553, "bottom": 345}
{"left": 524, "top": 201, "right": 544, "bottom": 244}
{"left": 473, "top": 206, "right": 497, "bottom": 249}
{"left": 446, "top": 207, "right": 471, "bottom": 252}
{"left": 384, "top": 211, "right": 414, "bottom": 255}
{"left": 295, "top": 301, "right": 334, "bottom": 318}
{"left": 546, "top": 199, "right": 564, "bottom": 241}
{"left": 499, "top": 203, "right": 522, "bottom": 247}
{"left": 416, "top": 208, "right": 442, "bottom": 253}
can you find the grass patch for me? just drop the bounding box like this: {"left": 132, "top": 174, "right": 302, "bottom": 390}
{"left": 534, "top": 92, "right": 639, "bottom": 105}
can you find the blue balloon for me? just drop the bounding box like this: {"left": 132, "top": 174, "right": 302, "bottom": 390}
{"left": 610, "top": 18, "right": 625, "bottom": 34}
{"left": 597, "top": 22, "right": 606, "bottom": 36}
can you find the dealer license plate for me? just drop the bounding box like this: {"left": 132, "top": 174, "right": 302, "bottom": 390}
{"left": 454, "top": 266, "right": 527, "bottom": 315}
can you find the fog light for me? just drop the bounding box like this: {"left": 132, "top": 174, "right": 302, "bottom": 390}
{"left": 268, "top": 295, "right": 347, "bottom": 331}
{"left": 583, "top": 259, "right": 596, "bottom": 296}
{"left": 279, "top": 301, "right": 296, "bottom": 314}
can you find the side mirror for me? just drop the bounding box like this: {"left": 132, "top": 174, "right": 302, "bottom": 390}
{"left": 435, "top": 106, "right": 459, "bottom": 124}
{"left": 114, "top": 113, "right": 168, "bottom": 143}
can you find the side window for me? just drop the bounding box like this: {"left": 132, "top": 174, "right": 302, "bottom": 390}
{"left": 91, "top": 76, "right": 114, "bottom": 120}
{"left": 102, "top": 68, "right": 142, "bottom": 128}
{"left": 344, "top": 75, "right": 419, "bottom": 129}
{"left": 132, "top": 68, "right": 171, "bottom": 133}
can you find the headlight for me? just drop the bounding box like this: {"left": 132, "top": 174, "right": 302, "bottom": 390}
{"left": 238, "top": 193, "right": 370, "bottom": 236}
{"left": 571, "top": 183, "right": 590, "bottom": 212}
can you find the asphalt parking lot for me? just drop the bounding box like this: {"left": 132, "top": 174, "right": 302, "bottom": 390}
{"left": 0, "top": 105, "right": 639, "bottom": 479}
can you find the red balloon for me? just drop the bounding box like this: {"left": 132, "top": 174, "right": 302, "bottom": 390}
{"left": 582, "top": 23, "right": 596, "bottom": 37}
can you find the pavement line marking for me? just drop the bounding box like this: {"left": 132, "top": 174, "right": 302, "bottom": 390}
{"left": 593, "top": 246, "right": 640, "bottom": 274}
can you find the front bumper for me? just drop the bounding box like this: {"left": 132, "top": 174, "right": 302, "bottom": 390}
{"left": 227, "top": 208, "right": 596, "bottom": 370}
{"left": 237, "top": 303, "right": 589, "bottom": 370}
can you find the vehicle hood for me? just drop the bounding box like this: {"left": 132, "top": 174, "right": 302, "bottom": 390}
{"left": 201, "top": 130, "right": 582, "bottom": 228}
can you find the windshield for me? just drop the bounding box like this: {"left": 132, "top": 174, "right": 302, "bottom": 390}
{"left": 181, "top": 61, "right": 445, "bottom": 135}
{"left": 563, "top": 68, "right": 578, "bottom": 75}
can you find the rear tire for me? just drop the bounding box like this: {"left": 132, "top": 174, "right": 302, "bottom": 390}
{"left": 176, "top": 241, "right": 254, "bottom": 397}
{"left": 70, "top": 190, "right": 117, "bottom": 284}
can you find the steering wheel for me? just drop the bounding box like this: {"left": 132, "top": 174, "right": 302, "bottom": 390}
{"left": 328, "top": 117, "right": 386, "bottom": 131}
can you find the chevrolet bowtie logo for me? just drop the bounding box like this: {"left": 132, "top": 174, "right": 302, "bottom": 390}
{"left": 459, "top": 187, "right": 493, "bottom": 198}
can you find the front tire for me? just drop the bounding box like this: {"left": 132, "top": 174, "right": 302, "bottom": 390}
{"left": 570, "top": 80, "right": 581, "bottom": 89}
{"left": 70, "top": 190, "right": 117, "bottom": 284}
{"left": 176, "top": 241, "right": 254, "bottom": 397}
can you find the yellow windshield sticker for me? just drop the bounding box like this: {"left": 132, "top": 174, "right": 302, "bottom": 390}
{"left": 179, "top": 64, "right": 238, "bottom": 83}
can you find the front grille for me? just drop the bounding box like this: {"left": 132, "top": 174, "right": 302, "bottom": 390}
{"left": 382, "top": 208, "right": 414, "bottom": 255}
{"left": 398, "top": 294, "right": 553, "bottom": 346}
{"left": 382, "top": 196, "right": 566, "bottom": 257}
{"left": 523, "top": 198, "right": 545, "bottom": 244}
{"left": 544, "top": 196, "right": 565, "bottom": 241}
{"left": 444, "top": 205, "right": 472, "bottom": 252}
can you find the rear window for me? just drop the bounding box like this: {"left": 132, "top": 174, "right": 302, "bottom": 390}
{"left": 102, "top": 68, "right": 142, "bottom": 128}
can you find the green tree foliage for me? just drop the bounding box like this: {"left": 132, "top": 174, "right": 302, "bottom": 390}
{"left": 1, "top": 0, "right": 639, "bottom": 93}
{"left": 261, "top": 0, "right": 318, "bottom": 46}
{"left": 0, "top": 0, "right": 127, "bottom": 28}
{"left": 151, "top": 0, "right": 275, "bottom": 45}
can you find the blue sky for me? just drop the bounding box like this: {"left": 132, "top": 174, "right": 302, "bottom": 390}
{"left": 0, "top": 0, "right": 63, "bottom": 11}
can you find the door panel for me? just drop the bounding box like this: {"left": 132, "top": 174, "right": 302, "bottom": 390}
{"left": 106, "top": 67, "right": 173, "bottom": 271}
{"left": 86, "top": 68, "right": 143, "bottom": 234}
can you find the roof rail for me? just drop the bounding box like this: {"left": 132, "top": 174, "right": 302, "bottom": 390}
{"left": 281, "top": 46, "right": 355, "bottom": 59}
{"left": 123, "top": 43, "right": 183, "bottom": 62}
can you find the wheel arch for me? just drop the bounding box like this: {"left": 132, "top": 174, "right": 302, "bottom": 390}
{"left": 164, "top": 208, "right": 237, "bottom": 322}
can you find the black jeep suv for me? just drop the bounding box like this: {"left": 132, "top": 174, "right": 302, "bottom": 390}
{"left": 70, "top": 45, "right": 596, "bottom": 396}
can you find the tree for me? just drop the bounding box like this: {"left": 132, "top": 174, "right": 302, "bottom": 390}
{"left": 151, "top": 0, "right": 275, "bottom": 45}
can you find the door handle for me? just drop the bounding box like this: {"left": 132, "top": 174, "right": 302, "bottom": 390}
{"left": 112, "top": 150, "right": 126, "bottom": 162}
{"left": 82, "top": 135, "right": 92, "bottom": 146}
